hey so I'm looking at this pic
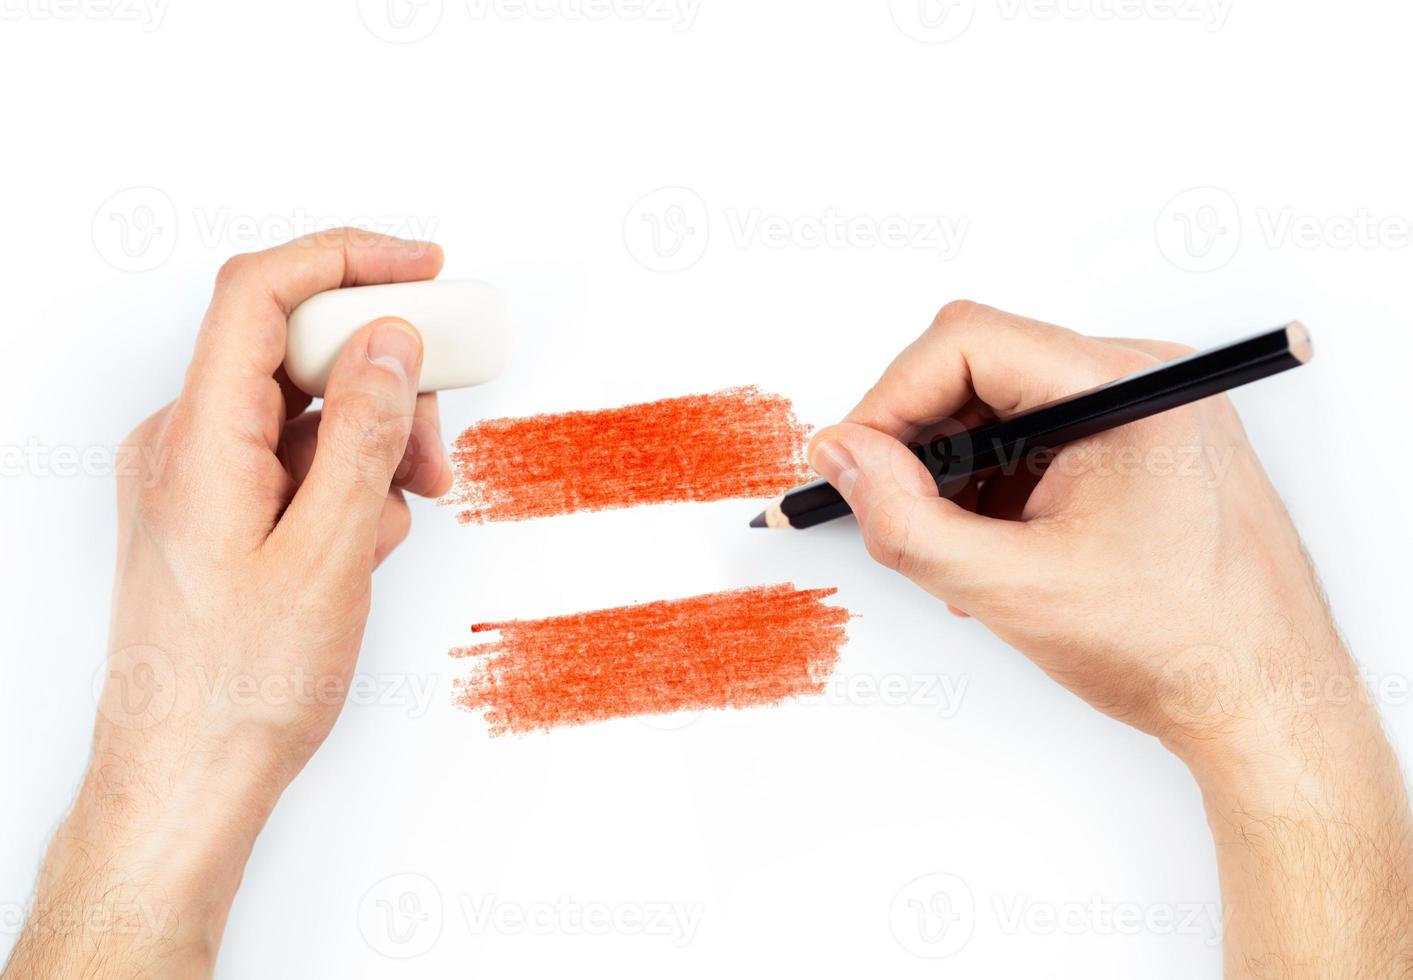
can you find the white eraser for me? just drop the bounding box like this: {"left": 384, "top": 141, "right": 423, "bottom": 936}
{"left": 284, "top": 279, "right": 512, "bottom": 397}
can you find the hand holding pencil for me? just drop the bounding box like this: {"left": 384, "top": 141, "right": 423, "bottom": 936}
{"left": 791, "top": 300, "right": 1407, "bottom": 977}
{"left": 798, "top": 301, "right": 1411, "bottom": 974}
{"left": 802, "top": 301, "right": 1339, "bottom": 748}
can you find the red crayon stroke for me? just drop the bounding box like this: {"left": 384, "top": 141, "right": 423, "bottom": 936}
{"left": 452, "top": 584, "right": 851, "bottom": 735}
{"left": 446, "top": 386, "right": 812, "bottom": 524}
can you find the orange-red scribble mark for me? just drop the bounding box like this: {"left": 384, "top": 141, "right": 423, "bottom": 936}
{"left": 452, "top": 584, "right": 851, "bottom": 735}
{"left": 446, "top": 387, "right": 812, "bottom": 524}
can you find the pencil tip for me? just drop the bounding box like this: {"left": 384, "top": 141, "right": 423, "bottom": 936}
{"left": 749, "top": 512, "right": 768, "bottom": 528}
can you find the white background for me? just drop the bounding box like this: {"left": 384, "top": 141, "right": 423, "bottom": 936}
{"left": 2, "top": 1, "right": 1411, "bottom": 977}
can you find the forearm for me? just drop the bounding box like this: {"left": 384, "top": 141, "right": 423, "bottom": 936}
{"left": 1175, "top": 649, "right": 1413, "bottom": 979}
{"left": 3, "top": 742, "right": 284, "bottom": 979}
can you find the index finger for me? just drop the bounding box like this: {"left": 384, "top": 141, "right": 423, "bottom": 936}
{"left": 181, "top": 228, "right": 444, "bottom": 449}
{"left": 844, "top": 301, "right": 1155, "bottom": 440}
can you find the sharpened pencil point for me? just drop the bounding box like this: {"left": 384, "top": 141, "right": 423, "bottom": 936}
{"left": 752, "top": 498, "right": 791, "bottom": 529}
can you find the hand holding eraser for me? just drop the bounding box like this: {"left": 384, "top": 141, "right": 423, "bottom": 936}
{"left": 284, "top": 279, "right": 512, "bottom": 397}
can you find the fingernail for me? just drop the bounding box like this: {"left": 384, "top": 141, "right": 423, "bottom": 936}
{"left": 810, "top": 439, "right": 859, "bottom": 497}
{"left": 367, "top": 319, "right": 420, "bottom": 382}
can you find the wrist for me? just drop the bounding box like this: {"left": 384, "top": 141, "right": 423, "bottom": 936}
{"left": 21, "top": 738, "right": 289, "bottom": 972}
{"left": 1163, "top": 645, "right": 1413, "bottom": 977}
{"left": 1155, "top": 634, "right": 1366, "bottom": 771}
{"left": 74, "top": 731, "right": 288, "bottom": 879}
{"left": 1160, "top": 643, "right": 1395, "bottom": 815}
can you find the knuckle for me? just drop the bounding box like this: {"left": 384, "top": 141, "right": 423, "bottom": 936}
{"left": 309, "top": 225, "right": 376, "bottom": 250}
{"left": 863, "top": 529, "right": 903, "bottom": 571}
{"left": 119, "top": 407, "right": 190, "bottom": 506}
{"left": 214, "top": 252, "right": 260, "bottom": 290}
{"left": 932, "top": 298, "right": 983, "bottom": 334}
{"left": 329, "top": 398, "right": 411, "bottom": 479}
{"left": 862, "top": 498, "right": 915, "bottom": 573}
{"left": 1161, "top": 341, "right": 1199, "bottom": 359}
{"left": 1104, "top": 345, "right": 1162, "bottom": 377}
{"left": 133, "top": 483, "right": 166, "bottom": 525}
{"left": 119, "top": 406, "right": 165, "bottom": 451}
{"left": 327, "top": 393, "right": 385, "bottom": 433}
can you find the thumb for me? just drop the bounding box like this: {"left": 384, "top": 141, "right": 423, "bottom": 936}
{"left": 809, "top": 422, "right": 1037, "bottom": 605}
{"left": 277, "top": 318, "right": 423, "bottom": 565}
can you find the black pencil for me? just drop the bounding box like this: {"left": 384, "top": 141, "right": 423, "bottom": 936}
{"left": 751, "top": 322, "right": 1313, "bottom": 530}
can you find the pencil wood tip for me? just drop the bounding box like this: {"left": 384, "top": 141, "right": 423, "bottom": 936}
{"left": 1286, "top": 321, "right": 1313, "bottom": 364}
{"left": 752, "top": 498, "right": 793, "bottom": 529}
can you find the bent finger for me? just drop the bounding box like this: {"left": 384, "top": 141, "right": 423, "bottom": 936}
{"left": 183, "top": 229, "right": 442, "bottom": 453}
{"left": 809, "top": 422, "right": 1037, "bottom": 603}
{"left": 270, "top": 318, "right": 423, "bottom": 568}
{"left": 846, "top": 301, "right": 1153, "bottom": 441}
{"left": 393, "top": 392, "right": 453, "bottom": 499}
